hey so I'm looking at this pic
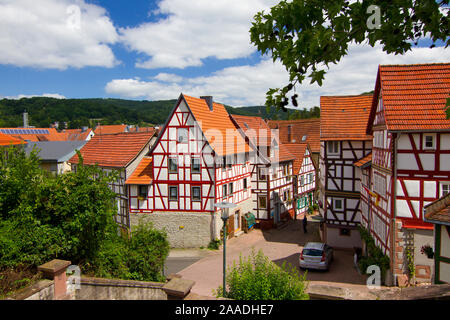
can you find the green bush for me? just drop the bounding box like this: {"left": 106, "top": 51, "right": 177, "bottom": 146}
{"left": 0, "top": 148, "right": 169, "bottom": 284}
{"left": 358, "top": 226, "right": 390, "bottom": 280}
{"left": 215, "top": 249, "right": 309, "bottom": 300}
{"left": 207, "top": 239, "right": 221, "bottom": 250}
{"left": 127, "top": 222, "right": 170, "bottom": 282}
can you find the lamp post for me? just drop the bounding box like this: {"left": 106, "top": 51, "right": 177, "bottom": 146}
{"left": 214, "top": 201, "right": 237, "bottom": 297}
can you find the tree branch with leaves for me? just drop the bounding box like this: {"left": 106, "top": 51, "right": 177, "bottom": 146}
{"left": 250, "top": 0, "right": 449, "bottom": 110}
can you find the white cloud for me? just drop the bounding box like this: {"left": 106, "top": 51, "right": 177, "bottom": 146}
{"left": 2, "top": 93, "right": 66, "bottom": 99}
{"left": 0, "top": 0, "right": 119, "bottom": 69}
{"left": 105, "top": 44, "right": 450, "bottom": 108}
{"left": 119, "top": 0, "right": 278, "bottom": 69}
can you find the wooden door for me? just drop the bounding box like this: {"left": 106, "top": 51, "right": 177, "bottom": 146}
{"left": 227, "top": 215, "right": 235, "bottom": 238}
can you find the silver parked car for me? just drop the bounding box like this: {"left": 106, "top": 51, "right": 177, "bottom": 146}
{"left": 299, "top": 242, "right": 334, "bottom": 271}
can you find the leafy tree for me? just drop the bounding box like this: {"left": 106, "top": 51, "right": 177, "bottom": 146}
{"left": 215, "top": 249, "right": 309, "bottom": 300}
{"left": 250, "top": 0, "right": 449, "bottom": 110}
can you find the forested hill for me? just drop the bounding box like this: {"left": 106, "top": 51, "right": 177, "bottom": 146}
{"left": 0, "top": 97, "right": 320, "bottom": 129}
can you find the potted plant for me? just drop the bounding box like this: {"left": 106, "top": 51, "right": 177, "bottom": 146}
{"left": 420, "top": 244, "right": 434, "bottom": 259}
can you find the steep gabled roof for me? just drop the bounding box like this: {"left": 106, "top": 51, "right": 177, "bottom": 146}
{"left": 182, "top": 94, "right": 250, "bottom": 156}
{"left": 69, "top": 131, "right": 156, "bottom": 168}
{"left": 126, "top": 157, "right": 153, "bottom": 185}
{"left": 424, "top": 193, "right": 450, "bottom": 226}
{"left": 267, "top": 118, "right": 321, "bottom": 153}
{"left": 283, "top": 143, "right": 310, "bottom": 174}
{"left": 231, "top": 114, "right": 273, "bottom": 147}
{"left": 0, "top": 132, "right": 25, "bottom": 146}
{"left": 320, "top": 95, "right": 373, "bottom": 141}
{"left": 367, "top": 63, "right": 450, "bottom": 133}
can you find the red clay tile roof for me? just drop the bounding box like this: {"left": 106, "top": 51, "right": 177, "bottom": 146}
{"left": 94, "top": 124, "right": 128, "bottom": 135}
{"left": 283, "top": 143, "right": 309, "bottom": 174}
{"left": 320, "top": 95, "right": 373, "bottom": 141}
{"left": 0, "top": 132, "right": 25, "bottom": 146}
{"left": 126, "top": 157, "right": 153, "bottom": 185}
{"left": 231, "top": 114, "right": 273, "bottom": 147}
{"left": 424, "top": 193, "right": 450, "bottom": 225}
{"left": 354, "top": 153, "right": 372, "bottom": 168}
{"left": 368, "top": 63, "right": 450, "bottom": 132}
{"left": 63, "top": 128, "right": 93, "bottom": 141}
{"left": 69, "top": 131, "right": 155, "bottom": 168}
{"left": 183, "top": 94, "right": 250, "bottom": 157}
{"left": 267, "top": 118, "right": 321, "bottom": 153}
{"left": 276, "top": 144, "right": 296, "bottom": 163}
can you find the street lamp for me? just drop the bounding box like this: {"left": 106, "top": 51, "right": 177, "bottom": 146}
{"left": 214, "top": 201, "right": 237, "bottom": 297}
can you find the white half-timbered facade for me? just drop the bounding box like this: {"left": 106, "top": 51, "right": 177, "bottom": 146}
{"left": 126, "top": 94, "right": 253, "bottom": 247}
{"left": 285, "top": 144, "right": 316, "bottom": 218}
{"left": 230, "top": 114, "right": 295, "bottom": 229}
{"left": 319, "top": 95, "right": 373, "bottom": 248}
{"left": 364, "top": 63, "right": 450, "bottom": 284}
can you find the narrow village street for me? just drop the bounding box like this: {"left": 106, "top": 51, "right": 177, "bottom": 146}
{"left": 170, "top": 214, "right": 368, "bottom": 298}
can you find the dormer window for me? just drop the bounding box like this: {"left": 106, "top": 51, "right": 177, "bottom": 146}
{"left": 423, "top": 134, "right": 435, "bottom": 150}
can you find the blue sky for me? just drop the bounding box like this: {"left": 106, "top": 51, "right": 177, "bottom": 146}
{"left": 0, "top": 0, "right": 448, "bottom": 108}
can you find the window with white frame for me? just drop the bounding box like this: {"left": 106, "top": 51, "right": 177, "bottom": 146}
{"left": 258, "top": 196, "right": 267, "bottom": 209}
{"left": 192, "top": 186, "right": 201, "bottom": 201}
{"left": 423, "top": 134, "right": 436, "bottom": 150}
{"left": 441, "top": 182, "right": 450, "bottom": 197}
{"left": 168, "top": 157, "right": 178, "bottom": 173}
{"left": 229, "top": 182, "right": 234, "bottom": 195}
{"left": 191, "top": 157, "right": 201, "bottom": 173}
{"left": 169, "top": 186, "right": 178, "bottom": 201}
{"left": 374, "top": 173, "right": 386, "bottom": 198}
{"left": 222, "top": 184, "right": 228, "bottom": 197}
{"left": 334, "top": 198, "right": 343, "bottom": 210}
{"left": 327, "top": 141, "right": 339, "bottom": 155}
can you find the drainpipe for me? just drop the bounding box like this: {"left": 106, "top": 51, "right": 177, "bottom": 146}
{"left": 392, "top": 132, "right": 399, "bottom": 285}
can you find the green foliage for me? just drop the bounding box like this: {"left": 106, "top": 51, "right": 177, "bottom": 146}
{"left": 250, "top": 0, "right": 450, "bottom": 109}
{"left": 126, "top": 222, "right": 170, "bottom": 282}
{"left": 90, "top": 222, "right": 170, "bottom": 282}
{"left": 0, "top": 147, "right": 169, "bottom": 283}
{"left": 214, "top": 249, "right": 309, "bottom": 300}
{"left": 405, "top": 247, "right": 415, "bottom": 278}
{"left": 0, "top": 97, "right": 320, "bottom": 128}
{"left": 358, "top": 226, "right": 390, "bottom": 280}
{"left": 207, "top": 239, "right": 221, "bottom": 250}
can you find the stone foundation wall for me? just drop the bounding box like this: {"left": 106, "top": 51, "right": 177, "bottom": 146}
{"left": 130, "top": 211, "right": 222, "bottom": 248}
{"left": 76, "top": 277, "right": 167, "bottom": 300}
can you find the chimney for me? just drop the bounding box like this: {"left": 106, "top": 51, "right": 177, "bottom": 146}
{"left": 200, "top": 96, "right": 213, "bottom": 111}
{"left": 23, "top": 110, "right": 29, "bottom": 128}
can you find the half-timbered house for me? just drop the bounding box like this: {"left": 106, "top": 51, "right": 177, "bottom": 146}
{"left": 69, "top": 130, "right": 158, "bottom": 231}
{"left": 365, "top": 63, "right": 450, "bottom": 284}
{"left": 126, "top": 94, "right": 253, "bottom": 248}
{"left": 231, "top": 115, "right": 296, "bottom": 228}
{"left": 267, "top": 119, "right": 321, "bottom": 200}
{"left": 319, "top": 94, "right": 373, "bottom": 248}
{"left": 285, "top": 143, "right": 316, "bottom": 218}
